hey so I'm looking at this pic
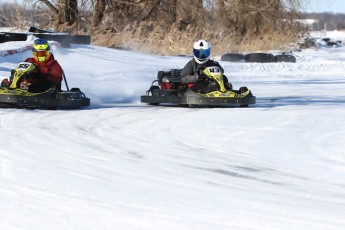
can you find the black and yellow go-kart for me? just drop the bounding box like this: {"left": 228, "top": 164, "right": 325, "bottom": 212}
{"left": 0, "top": 62, "right": 90, "bottom": 109}
{"left": 141, "top": 66, "right": 256, "bottom": 107}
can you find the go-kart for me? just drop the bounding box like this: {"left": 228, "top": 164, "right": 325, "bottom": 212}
{"left": 0, "top": 62, "right": 90, "bottom": 109}
{"left": 141, "top": 66, "right": 256, "bottom": 107}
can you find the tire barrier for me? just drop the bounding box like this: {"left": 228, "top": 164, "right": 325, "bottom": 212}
{"left": 2, "top": 27, "right": 91, "bottom": 48}
{"left": 71, "top": 35, "right": 91, "bottom": 45}
{"left": 28, "top": 26, "right": 57, "bottom": 33}
{"left": 221, "top": 53, "right": 245, "bottom": 62}
{"left": 220, "top": 52, "right": 296, "bottom": 63}
{"left": 0, "top": 33, "right": 10, "bottom": 43}
{"left": 321, "top": 38, "right": 331, "bottom": 43}
{"left": 29, "top": 26, "right": 91, "bottom": 46}
{"left": 320, "top": 37, "right": 342, "bottom": 47}
{"left": 327, "top": 41, "right": 339, "bottom": 46}
{"left": 244, "top": 52, "right": 274, "bottom": 63}
{"left": 272, "top": 54, "right": 296, "bottom": 63}
{"left": 3, "top": 32, "right": 28, "bottom": 41}
{"left": 33, "top": 33, "right": 72, "bottom": 48}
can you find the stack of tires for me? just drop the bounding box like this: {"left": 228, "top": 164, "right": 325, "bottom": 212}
{"left": 271, "top": 54, "right": 296, "bottom": 63}
{"left": 0, "top": 27, "right": 91, "bottom": 48}
{"left": 0, "top": 33, "right": 10, "bottom": 43}
{"left": 320, "top": 38, "right": 342, "bottom": 47}
{"left": 221, "top": 52, "right": 296, "bottom": 63}
{"left": 220, "top": 53, "right": 245, "bottom": 62}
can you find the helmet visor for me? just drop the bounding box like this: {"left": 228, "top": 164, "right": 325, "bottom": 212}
{"left": 34, "top": 39, "right": 48, "bottom": 45}
{"left": 33, "top": 51, "right": 49, "bottom": 56}
{"left": 193, "top": 48, "right": 210, "bottom": 59}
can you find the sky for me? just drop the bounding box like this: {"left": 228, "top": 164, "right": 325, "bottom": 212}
{"left": 304, "top": 0, "right": 345, "bottom": 13}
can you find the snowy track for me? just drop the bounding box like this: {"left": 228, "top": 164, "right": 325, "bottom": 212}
{"left": 1, "top": 38, "right": 345, "bottom": 229}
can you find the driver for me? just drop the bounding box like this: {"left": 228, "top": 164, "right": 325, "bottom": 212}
{"left": 1, "top": 38, "right": 63, "bottom": 92}
{"left": 180, "top": 39, "right": 232, "bottom": 91}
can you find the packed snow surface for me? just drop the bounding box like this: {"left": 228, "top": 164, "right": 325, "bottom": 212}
{"left": 0, "top": 32, "right": 345, "bottom": 230}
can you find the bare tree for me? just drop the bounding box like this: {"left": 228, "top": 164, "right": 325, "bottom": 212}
{"left": 55, "top": 0, "right": 79, "bottom": 25}
{"left": 91, "top": 0, "right": 106, "bottom": 28}
{"left": 2, "top": 0, "right": 310, "bottom": 54}
{"left": 26, "top": 0, "right": 79, "bottom": 26}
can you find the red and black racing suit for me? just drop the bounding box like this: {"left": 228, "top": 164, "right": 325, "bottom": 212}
{"left": 25, "top": 54, "right": 63, "bottom": 92}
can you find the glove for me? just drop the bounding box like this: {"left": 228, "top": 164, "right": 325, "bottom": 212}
{"left": 197, "top": 74, "right": 208, "bottom": 82}
{"left": 198, "top": 68, "right": 205, "bottom": 76}
{"left": 20, "top": 80, "right": 30, "bottom": 90}
{"left": 1, "top": 78, "right": 10, "bottom": 87}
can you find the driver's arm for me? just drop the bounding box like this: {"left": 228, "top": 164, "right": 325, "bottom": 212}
{"left": 180, "top": 60, "right": 198, "bottom": 84}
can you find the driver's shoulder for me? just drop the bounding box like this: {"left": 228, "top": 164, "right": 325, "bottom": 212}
{"left": 207, "top": 59, "right": 220, "bottom": 66}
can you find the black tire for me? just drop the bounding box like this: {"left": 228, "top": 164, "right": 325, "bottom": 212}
{"left": 244, "top": 53, "right": 274, "bottom": 63}
{"left": 221, "top": 53, "right": 245, "bottom": 62}
{"left": 29, "top": 27, "right": 73, "bottom": 47}
{"left": 147, "top": 86, "right": 160, "bottom": 96}
{"left": 3, "top": 32, "right": 28, "bottom": 41}
{"left": 321, "top": 38, "right": 330, "bottom": 43}
{"left": 176, "top": 55, "right": 193, "bottom": 57}
{"left": 33, "top": 33, "right": 72, "bottom": 48}
{"left": 327, "top": 41, "right": 337, "bottom": 46}
{"left": 272, "top": 54, "right": 296, "bottom": 63}
{"left": 146, "top": 85, "right": 160, "bottom": 105}
{"left": 0, "top": 33, "right": 10, "bottom": 43}
{"left": 28, "top": 27, "right": 56, "bottom": 33}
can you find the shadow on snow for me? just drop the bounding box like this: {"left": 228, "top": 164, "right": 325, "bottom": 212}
{"left": 254, "top": 96, "right": 345, "bottom": 108}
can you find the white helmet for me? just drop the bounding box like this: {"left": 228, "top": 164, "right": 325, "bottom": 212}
{"left": 193, "top": 40, "right": 211, "bottom": 64}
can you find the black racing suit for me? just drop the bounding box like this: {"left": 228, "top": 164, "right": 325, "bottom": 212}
{"left": 180, "top": 58, "right": 231, "bottom": 93}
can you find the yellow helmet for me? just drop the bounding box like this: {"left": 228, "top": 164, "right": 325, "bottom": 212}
{"left": 32, "top": 39, "right": 51, "bottom": 62}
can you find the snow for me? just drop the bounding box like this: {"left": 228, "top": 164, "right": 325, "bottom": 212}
{"left": 1, "top": 31, "right": 345, "bottom": 230}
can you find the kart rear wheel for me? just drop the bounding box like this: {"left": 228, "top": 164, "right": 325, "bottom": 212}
{"left": 147, "top": 86, "right": 159, "bottom": 96}
{"left": 148, "top": 86, "right": 160, "bottom": 105}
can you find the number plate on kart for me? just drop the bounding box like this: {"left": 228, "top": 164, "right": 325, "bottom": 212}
{"left": 16, "top": 62, "right": 33, "bottom": 71}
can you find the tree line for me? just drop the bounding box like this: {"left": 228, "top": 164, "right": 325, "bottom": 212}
{"left": 301, "top": 12, "right": 345, "bottom": 30}
{"left": 34, "top": 0, "right": 303, "bottom": 33}
{"left": 1, "top": 0, "right": 311, "bottom": 54}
